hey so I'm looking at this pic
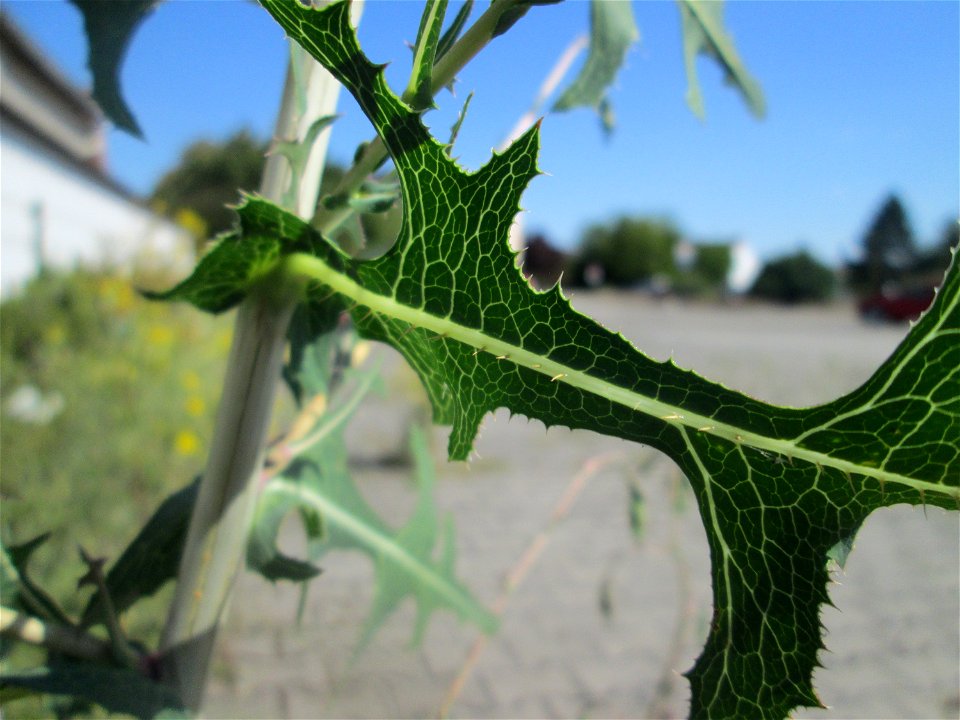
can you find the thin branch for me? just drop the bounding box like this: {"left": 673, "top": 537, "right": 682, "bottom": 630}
{"left": 0, "top": 606, "right": 113, "bottom": 664}
{"left": 499, "top": 33, "right": 588, "bottom": 152}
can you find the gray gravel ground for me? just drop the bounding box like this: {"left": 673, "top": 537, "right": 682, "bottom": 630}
{"left": 203, "top": 293, "right": 959, "bottom": 719}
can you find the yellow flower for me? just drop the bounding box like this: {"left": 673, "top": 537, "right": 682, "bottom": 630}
{"left": 174, "top": 207, "right": 207, "bottom": 241}
{"left": 147, "top": 325, "right": 174, "bottom": 347}
{"left": 185, "top": 395, "right": 206, "bottom": 417}
{"left": 114, "top": 283, "right": 135, "bottom": 312}
{"left": 97, "top": 277, "right": 135, "bottom": 312}
{"left": 174, "top": 430, "right": 201, "bottom": 457}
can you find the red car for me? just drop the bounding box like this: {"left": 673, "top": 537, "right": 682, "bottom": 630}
{"left": 858, "top": 288, "right": 935, "bottom": 322}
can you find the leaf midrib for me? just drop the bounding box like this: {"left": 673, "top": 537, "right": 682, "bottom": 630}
{"left": 285, "top": 252, "right": 957, "bottom": 502}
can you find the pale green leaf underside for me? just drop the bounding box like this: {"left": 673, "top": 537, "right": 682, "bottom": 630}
{"left": 677, "top": 0, "right": 766, "bottom": 120}
{"left": 262, "top": 426, "right": 496, "bottom": 647}
{"left": 159, "top": 2, "right": 958, "bottom": 717}
{"left": 552, "top": 0, "right": 639, "bottom": 130}
{"left": 250, "top": 318, "right": 493, "bottom": 642}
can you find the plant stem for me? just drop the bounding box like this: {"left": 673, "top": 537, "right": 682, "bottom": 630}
{"left": 159, "top": 284, "right": 299, "bottom": 709}
{"left": 159, "top": 4, "right": 362, "bottom": 709}
{"left": 0, "top": 606, "right": 113, "bottom": 664}
{"left": 160, "top": 0, "right": 542, "bottom": 707}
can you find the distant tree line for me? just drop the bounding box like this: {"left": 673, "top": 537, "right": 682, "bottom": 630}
{"left": 750, "top": 252, "right": 834, "bottom": 304}
{"left": 148, "top": 133, "right": 955, "bottom": 307}
{"left": 554, "top": 216, "right": 732, "bottom": 297}
{"left": 553, "top": 193, "right": 954, "bottom": 305}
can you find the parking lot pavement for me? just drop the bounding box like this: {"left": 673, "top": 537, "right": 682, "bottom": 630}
{"left": 203, "top": 295, "right": 959, "bottom": 719}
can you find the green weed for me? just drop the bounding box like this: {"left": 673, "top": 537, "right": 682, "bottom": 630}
{"left": 1, "top": 270, "right": 230, "bottom": 643}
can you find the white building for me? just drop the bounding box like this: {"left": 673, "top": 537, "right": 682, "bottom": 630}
{"left": 727, "top": 239, "right": 761, "bottom": 293}
{"left": 0, "top": 13, "right": 192, "bottom": 297}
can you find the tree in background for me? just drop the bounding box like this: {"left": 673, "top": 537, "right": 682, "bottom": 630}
{"left": 569, "top": 216, "right": 680, "bottom": 287}
{"left": 915, "top": 220, "right": 959, "bottom": 277}
{"left": 750, "top": 251, "right": 835, "bottom": 303}
{"left": 672, "top": 242, "right": 733, "bottom": 296}
{"left": 151, "top": 132, "right": 401, "bottom": 255}
{"left": 151, "top": 130, "right": 268, "bottom": 241}
{"left": 693, "top": 243, "right": 732, "bottom": 287}
{"left": 847, "top": 194, "right": 917, "bottom": 294}
{"left": 521, "top": 233, "right": 568, "bottom": 289}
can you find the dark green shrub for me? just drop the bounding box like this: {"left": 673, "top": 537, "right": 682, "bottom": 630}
{"left": 570, "top": 216, "right": 680, "bottom": 287}
{"left": 750, "top": 251, "right": 835, "bottom": 303}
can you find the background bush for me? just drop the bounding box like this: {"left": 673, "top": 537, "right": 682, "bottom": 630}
{"left": 151, "top": 130, "right": 268, "bottom": 242}
{"left": 750, "top": 251, "right": 835, "bottom": 303}
{"left": 0, "top": 270, "right": 232, "bottom": 641}
{"left": 569, "top": 216, "right": 680, "bottom": 287}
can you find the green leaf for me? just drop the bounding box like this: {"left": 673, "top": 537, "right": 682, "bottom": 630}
{"left": 492, "top": 0, "right": 562, "bottom": 39}
{"left": 677, "top": 0, "right": 766, "bottom": 120}
{"left": 81, "top": 479, "right": 198, "bottom": 627}
{"left": 69, "top": 0, "right": 158, "bottom": 137}
{"left": 825, "top": 521, "right": 862, "bottom": 571}
{"left": 0, "top": 663, "right": 186, "bottom": 720}
{"left": 283, "top": 303, "right": 344, "bottom": 405}
{"left": 248, "top": 362, "right": 382, "bottom": 584}
{"left": 183, "top": 3, "right": 955, "bottom": 716}
{"left": 255, "top": 404, "right": 495, "bottom": 646}
{"left": 247, "top": 486, "right": 322, "bottom": 583}
{"left": 348, "top": 185, "right": 399, "bottom": 214}
{"left": 446, "top": 91, "right": 474, "bottom": 153}
{"left": 3, "top": 535, "right": 73, "bottom": 627}
{"left": 142, "top": 201, "right": 332, "bottom": 313}
{"left": 406, "top": 0, "right": 449, "bottom": 111}
{"left": 552, "top": 0, "right": 639, "bottom": 132}
{"left": 258, "top": 316, "right": 496, "bottom": 648}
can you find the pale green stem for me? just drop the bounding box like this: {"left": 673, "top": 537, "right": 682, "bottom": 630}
{"left": 159, "top": 283, "right": 299, "bottom": 709}
{"left": 160, "top": 0, "right": 542, "bottom": 708}
{"left": 159, "top": 4, "right": 363, "bottom": 710}
{"left": 0, "top": 605, "right": 112, "bottom": 664}
{"left": 263, "top": 360, "right": 381, "bottom": 481}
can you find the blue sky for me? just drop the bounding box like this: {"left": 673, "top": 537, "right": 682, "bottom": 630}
{"left": 5, "top": 0, "right": 958, "bottom": 265}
